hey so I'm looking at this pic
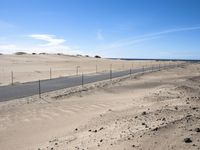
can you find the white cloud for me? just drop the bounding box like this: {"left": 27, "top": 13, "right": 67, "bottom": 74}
{"left": 0, "top": 34, "right": 82, "bottom": 54}
{"left": 29, "top": 34, "right": 66, "bottom": 46}
{"left": 0, "top": 20, "right": 15, "bottom": 29}
{"left": 97, "top": 30, "right": 104, "bottom": 40}
{"left": 99, "top": 26, "right": 200, "bottom": 50}
{"left": 0, "top": 44, "right": 17, "bottom": 53}
{"left": 0, "top": 43, "right": 81, "bottom": 54}
{"left": 100, "top": 36, "right": 160, "bottom": 50}
{"left": 139, "top": 26, "right": 200, "bottom": 38}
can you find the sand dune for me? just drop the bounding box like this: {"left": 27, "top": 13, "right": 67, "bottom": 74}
{"left": 0, "top": 54, "right": 173, "bottom": 86}
{"left": 0, "top": 61, "right": 199, "bottom": 150}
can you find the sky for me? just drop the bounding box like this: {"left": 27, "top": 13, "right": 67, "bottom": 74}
{"left": 0, "top": 0, "right": 200, "bottom": 59}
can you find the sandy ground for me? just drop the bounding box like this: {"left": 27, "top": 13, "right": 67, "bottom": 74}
{"left": 0, "top": 62, "right": 200, "bottom": 150}
{"left": 0, "top": 54, "right": 174, "bottom": 86}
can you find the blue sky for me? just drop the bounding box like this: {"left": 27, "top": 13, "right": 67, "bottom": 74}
{"left": 0, "top": 0, "right": 200, "bottom": 59}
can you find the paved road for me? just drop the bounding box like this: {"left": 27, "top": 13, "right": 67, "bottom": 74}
{"left": 0, "top": 64, "right": 178, "bottom": 102}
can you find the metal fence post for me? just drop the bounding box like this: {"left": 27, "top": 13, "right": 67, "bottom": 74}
{"left": 110, "top": 64, "right": 112, "bottom": 80}
{"left": 82, "top": 73, "right": 84, "bottom": 87}
{"left": 76, "top": 66, "right": 80, "bottom": 76}
{"left": 122, "top": 64, "right": 124, "bottom": 70}
{"left": 11, "top": 71, "right": 13, "bottom": 85}
{"left": 50, "top": 68, "right": 52, "bottom": 79}
{"left": 38, "top": 80, "right": 41, "bottom": 98}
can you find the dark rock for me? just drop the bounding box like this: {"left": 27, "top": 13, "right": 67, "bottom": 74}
{"left": 184, "top": 138, "right": 192, "bottom": 143}
{"left": 142, "top": 111, "right": 147, "bottom": 115}
{"left": 152, "top": 127, "right": 158, "bottom": 131}
{"left": 195, "top": 128, "right": 200, "bottom": 132}
{"left": 99, "top": 127, "right": 104, "bottom": 130}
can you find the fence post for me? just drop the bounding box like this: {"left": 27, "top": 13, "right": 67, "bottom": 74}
{"left": 159, "top": 64, "right": 160, "bottom": 71}
{"left": 143, "top": 66, "right": 144, "bottom": 73}
{"left": 76, "top": 66, "right": 80, "bottom": 76}
{"left": 96, "top": 64, "right": 98, "bottom": 73}
{"left": 50, "top": 68, "right": 52, "bottom": 79}
{"left": 11, "top": 71, "right": 13, "bottom": 85}
{"left": 38, "top": 80, "right": 41, "bottom": 98}
{"left": 82, "top": 73, "right": 84, "bottom": 87}
{"left": 152, "top": 65, "right": 153, "bottom": 72}
{"left": 110, "top": 64, "right": 112, "bottom": 80}
{"left": 130, "top": 68, "right": 131, "bottom": 78}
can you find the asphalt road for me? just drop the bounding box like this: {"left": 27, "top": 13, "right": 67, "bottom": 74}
{"left": 0, "top": 64, "right": 177, "bottom": 102}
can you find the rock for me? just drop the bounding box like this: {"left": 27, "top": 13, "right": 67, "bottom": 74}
{"left": 189, "top": 129, "right": 192, "bottom": 131}
{"left": 142, "top": 111, "right": 147, "bottom": 115}
{"left": 162, "top": 117, "right": 166, "bottom": 121}
{"left": 184, "top": 138, "right": 192, "bottom": 143}
{"left": 99, "top": 127, "right": 104, "bottom": 130}
{"left": 100, "top": 139, "right": 103, "bottom": 142}
{"left": 132, "top": 145, "right": 135, "bottom": 147}
{"left": 152, "top": 127, "right": 158, "bottom": 131}
{"left": 195, "top": 128, "right": 200, "bottom": 132}
{"left": 75, "top": 128, "right": 78, "bottom": 131}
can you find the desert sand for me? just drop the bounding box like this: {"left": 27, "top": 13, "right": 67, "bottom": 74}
{"left": 0, "top": 60, "right": 200, "bottom": 150}
{"left": 0, "top": 54, "right": 173, "bottom": 86}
